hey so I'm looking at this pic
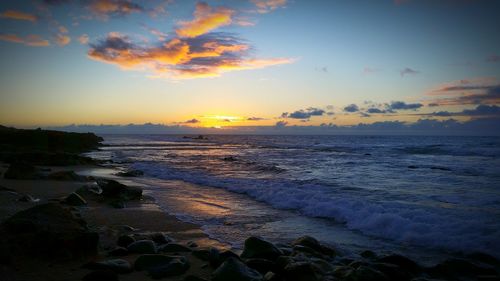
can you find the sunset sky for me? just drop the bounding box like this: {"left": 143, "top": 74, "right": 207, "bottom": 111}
{"left": 0, "top": 0, "right": 499, "bottom": 132}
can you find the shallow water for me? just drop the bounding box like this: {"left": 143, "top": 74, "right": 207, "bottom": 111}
{"left": 86, "top": 135, "right": 500, "bottom": 261}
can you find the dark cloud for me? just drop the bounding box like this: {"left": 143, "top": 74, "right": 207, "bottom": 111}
{"left": 400, "top": 67, "right": 420, "bottom": 77}
{"left": 247, "top": 117, "right": 265, "bottom": 121}
{"left": 42, "top": 0, "right": 71, "bottom": 5}
{"left": 429, "top": 84, "right": 500, "bottom": 106}
{"left": 275, "top": 120, "right": 288, "bottom": 127}
{"left": 366, "top": 108, "right": 387, "bottom": 114}
{"left": 84, "top": 0, "right": 145, "bottom": 17}
{"left": 281, "top": 107, "right": 325, "bottom": 119}
{"left": 425, "top": 105, "right": 500, "bottom": 118}
{"left": 428, "top": 103, "right": 440, "bottom": 107}
{"left": 343, "top": 104, "right": 359, "bottom": 112}
{"left": 326, "top": 111, "right": 335, "bottom": 116}
{"left": 388, "top": 101, "right": 423, "bottom": 111}
{"left": 183, "top": 118, "right": 200, "bottom": 124}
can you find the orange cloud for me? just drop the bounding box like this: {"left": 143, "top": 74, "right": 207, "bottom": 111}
{"left": 0, "top": 33, "right": 49, "bottom": 47}
{"left": 78, "top": 34, "right": 89, "bottom": 44}
{"left": 176, "top": 2, "right": 234, "bottom": 38}
{"left": 0, "top": 10, "right": 37, "bottom": 22}
{"left": 87, "top": 0, "right": 144, "bottom": 18}
{"left": 55, "top": 34, "right": 71, "bottom": 46}
{"left": 88, "top": 32, "right": 293, "bottom": 79}
{"left": 251, "top": 0, "right": 286, "bottom": 13}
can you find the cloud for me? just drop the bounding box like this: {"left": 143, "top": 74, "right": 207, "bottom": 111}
{"left": 275, "top": 120, "right": 288, "bottom": 127}
{"left": 363, "top": 67, "right": 381, "bottom": 75}
{"left": 0, "top": 33, "right": 50, "bottom": 47}
{"left": 343, "top": 104, "right": 359, "bottom": 112}
{"left": 247, "top": 117, "right": 265, "bottom": 121}
{"left": 176, "top": 2, "right": 233, "bottom": 38}
{"left": 427, "top": 105, "right": 500, "bottom": 118}
{"left": 315, "top": 66, "right": 328, "bottom": 73}
{"left": 86, "top": 0, "right": 144, "bottom": 18}
{"left": 387, "top": 101, "right": 423, "bottom": 110}
{"left": 55, "top": 34, "right": 71, "bottom": 46}
{"left": 486, "top": 54, "right": 500, "bottom": 63}
{"left": 78, "top": 34, "right": 89, "bottom": 44}
{"left": 183, "top": 118, "right": 200, "bottom": 124}
{"left": 282, "top": 107, "right": 325, "bottom": 119}
{"left": 366, "top": 108, "right": 387, "bottom": 114}
{"left": 400, "top": 67, "right": 420, "bottom": 77}
{"left": 88, "top": 31, "right": 293, "bottom": 79}
{"left": 251, "top": 0, "right": 287, "bottom": 14}
{"left": 428, "top": 78, "right": 500, "bottom": 106}
{"left": 42, "top": 0, "right": 71, "bottom": 5}
{"left": 0, "top": 10, "right": 37, "bottom": 22}
{"left": 428, "top": 103, "right": 440, "bottom": 107}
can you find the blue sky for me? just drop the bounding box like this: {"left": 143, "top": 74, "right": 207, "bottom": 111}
{"left": 0, "top": 0, "right": 499, "bottom": 133}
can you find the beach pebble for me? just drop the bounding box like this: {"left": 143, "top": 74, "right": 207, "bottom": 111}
{"left": 127, "top": 239, "right": 157, "bottom": 254}
{"left": 159, "top": 243, "right": 192, "bottom": 253}
{"left": 241, "top": 237, "right": 283, "bottom": 261}
{"left": 148, "top": 256, "right": 190, "bottom": 279}
{"left": 117, "top": 235, "right": 135, "bottom": 248}
{"left": 64, "top": 192, "right": 87, "bottom": 206}
{"left": 212, "top": 257, "right": 263, "bottom": 281}
{"left": 82, "top": 269, "right": 119, "bottom": 281}
{"left": 134, "top": 254, "right": 181, "bottom": 271}
{"left": 84, "top": 259, "right": 133, "bottom": 274}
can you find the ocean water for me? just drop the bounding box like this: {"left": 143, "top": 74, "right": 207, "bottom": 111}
{"left": 87, "top": 135, "right": 500, "bottom": 261}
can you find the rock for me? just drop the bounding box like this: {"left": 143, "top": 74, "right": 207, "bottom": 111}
{"left": 75, "top": 183, "right": 102, "bottom": 197}
{"left": 377, "top": 254, "right": 421, "bottom": 274}
{"left": 97, "top": 179, "right": 142, "bottom": 200}
{"left": 245, "top": 258, "right": 277, "bottom": 274}
{"left": 263, "top": 271, "right": 280, "bottom": 281}
{"left": 128, "top": 239, "right": 157, "bottom": 254}
{"left": 208, "top": 248, "right": 241, "bottom": 268}
{"left": 292, "top": 245, "right": 327, "bottom": 260}
{"left": 148, "top": 256, "right": 190, "bottom": 279}
{"left": 241, "top": 237, "right": 283, "bottom": 261}
{"left": 192, "top": 248, "right": 210, "bottom": 261}
{"left": 343, "top": 265, "right": 388, "bottom": 281}
{"left": 360, "top": 250, "right": 377, "bottom": 259}
{"left": 284, "top": 262, "right": 322, "bottom": 281}
{"left": 109, "top": 200, "right": 125, "bottom": 209}
{"left": 427, "top": 258, "right": 498, "bottom": 278}
{"left": 4, "top": 162, "right": 38, "bottom": 179}
{"left": 82, "top": 269, "right": 119, "bottom": 281}
{"left": 187, "top": 241, "right": 198, "bottom": 248}
{"left": 1, "top": 202, "right": 98, "bottom": 258}
{"left": 84, "top": 259, "right": 133, "bottom": 274}
{"left": 372, "top": 262, "right": 412, "bottom": 281}
{"left": 134, "top": 254, "right": 181, "bottom": 271}
{"left": 159, "top": 243, "right": 192, "bottom": 253}
{"left": 151, "top": 233, "right": 172, "bottom": 245}
{"left": 291, "top": 236, "right": 335, "bottom": 257}
{"left": 108, "top": 247, "right": 128, "bottom": 257}
{"left": 64, "top": 192, "right": 87, "bottom": 206}
{"left": 212, "top": 257, "right": 263, "bottom": 281}
{"left": 117, "top": 235, "right": 135, "bottom": 248}
{"left": 117, "top": 169, "right": 144, "bottom": 177}
{"left": 183, "top": 275, "right": 208, "bottom": 281}
{"left": 466, "top": 252, "right": 500, "bottom": 266}
{"left": 47, "top": 170, "right": 85, "bottom": 181}
{"left": 18, "top": 194, "right": 39, "bottom": 203}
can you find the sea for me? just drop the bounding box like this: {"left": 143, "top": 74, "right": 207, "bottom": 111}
{"left": 85, "top": 135, "right": 500, "bottom": 263}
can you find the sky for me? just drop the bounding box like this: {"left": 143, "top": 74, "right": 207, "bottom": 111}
{"left": 0, "top": 0, "right": 499, "bottom": 134}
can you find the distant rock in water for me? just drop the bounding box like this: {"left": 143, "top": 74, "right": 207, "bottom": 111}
{"left": 0, "top": 202, "right": 98, "bottom": 258}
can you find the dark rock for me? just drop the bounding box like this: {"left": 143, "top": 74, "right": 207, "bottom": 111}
{"left": 117, "top": 235, "right": 135, "bottom": 248}
{"left": 284, "top": 262, "right": 322, "bottom": 281}
{"left": 75, "top": 183, "right": 102, "bottom": 197}
{"left": 151, "top": 232, "right": 172, "bottom": 245}
{"left": 108, "top": 247, "right": 128, "bottom": 257}
{"left": 159, "top": 243, "right": 192, "bottom": 253}
{"left": 4, "top": 162, "right": 38, "bottom": 179}
{"left": 134, "top": 254, "right": 180, "bottom": 271}
{"left": 18, "top": 194, "right": 39, "bottom": 202}
{"left": 109, "top": 200, "right": 125, "bottom": 209}
{"left": 372, "top": 262, "right": 412, "bottom": 281}
{"left": 187, "top": 241, "right": 198, "bottom": 248}
{"left": 117, "top": 169, "right": 144, "bottom": 177}
{"left": 241, "top": 236, "right": 283, "bottom": 261}
{"left": 343, "top": 265, "right": 388, "bottom": 281}
{"left": 84, "top": 259, "right": 133, "bottom": 274}
{"left": 377, "top": 254, "right": 421, "bottom": 274}
{"left": 360, "top": 250, "right": 377, "bottom": 259}
{"left": 263, "top": 271, "right": 281, "bottom": 281}
{"left": 183, "top": 275, "right": 208, "bottom": 281}
{"left": 292, "top": 245, "right": 327, "bottom": 259}
{"left": 208, "top": 248, "right": 241, "bottom": 268}
{"left": 245, "top": 258, "right": 277, "bottom": 274}
{"left": 82, "top": 269, "right": 119, "bottom": 281}
{"left": 466, "top": 252, "right": 500, "bottom": 266}
{"left": 212, "top": 257, "right": 263, "bottom": 281}
{"left": 427, "top": 258, "right": 498, "bottom": 278}
{"left": 128, "top": 239, "right": 157, "bottom": 254}
{"left": 291, "top": 236, "right": 335, "bottom": 257}
{"left": 97, "top": 179, "right": 142, "bottom": 200}
{"left": 148, "top": 256, "right": 190, "bottom": 279}
{"left": 1, "top": 202, "right": 98, "bottom": 258}
{"left": 47, "top": 170, "right": 85, "bottom": 181}
{"left": 192, "top": 248, "right": 210, "bottom": 261}
{"left": 64, "top": 192, "right": 87, "bottom": 206}
{"left": 275, "top": 256, "right": 294, "bottom": 271}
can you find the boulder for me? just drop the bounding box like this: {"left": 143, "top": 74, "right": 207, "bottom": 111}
{"left": 4, "top": 162, "right": 38, "bottom": 179}
{"left": 372, "top": 262, "right": 412, "bottom": 281}
{"left": 97, "top": 179, "right": 142, "bottom": 200}
{"left": 75, "top": 183, "right": 102, "bottom": 197}
{"left": 192, "top": 248, "right": 210, "bottom": 261}
{"left": 117, "top": 235, "right": 135, "bottom": 248}
{"left": 291, "top": 236, "right": 335, "bottom": 256}
{"left": 212, "top": 257, "right": 263, "bottom": 281}
{"left": 82, "top": 269, "right": 119, "bottom": 281}
{"left": 377, "top": 254, "right": 421, "bottom": 274}
{"left": 18, "top": 194, "right": 39, "bottom": 203}
{"left": 84, "top": 259, "right": 133, "bottom": 274}
{"left": 151, "top": 232, "right": 172, "bottom": 245}
{"left": 343, "top": 265, "right": 388, "bottom": 281}
{"left": 245, "top": 258, "right": 277, "bottom": 274}
{"left": 47, "top": 170, "right": 85, "bottom": 181}
{"left": 159, "top": 243, "right": 192, "bottom": 253}
{"left": 208, "top": 248, "right": 241, "bottom": 268}
{"left": 127, "top": 239, "right": 157, "bottom": 254}
{"left": 134, "top": 254, "right": 181, "bottom": 271}
{"left": 427, "top": 258, "right": 498, "bottom": 279}
{"left": 1, "top": 202, "right": 98, "bottom": 258}
{"left": 148, "top": 256, "right": 190, "bottom": 279}
{"left": 284, "top": 262, "right": 323, "bottom": 281}
{"left": 240, "top": 237, "right": 283, "bottom": 261}
{"left": 108, "top": 247, "right": 128, "bottom": 257}
{"left": 64, "top": 192, "right": 87, "bottom": 206}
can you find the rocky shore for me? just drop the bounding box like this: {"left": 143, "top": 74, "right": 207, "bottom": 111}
{"left": 0, "top": 127, "right": 499, "bottom": 281}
